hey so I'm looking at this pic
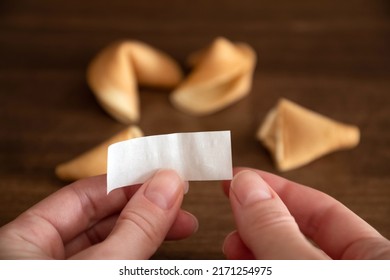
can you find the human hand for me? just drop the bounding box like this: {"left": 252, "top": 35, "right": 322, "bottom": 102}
{"left": 0, "top": 169, "right": 198, "bottom": 259}
{"left": 222, "top": 168, "right": 390, "bottom": 259}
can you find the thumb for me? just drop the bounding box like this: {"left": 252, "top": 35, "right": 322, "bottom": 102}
{"left": 229, "top": 170, "right": 328, "bottom": 259}
{"left": 73, "top": 169, "right": 186, "bottom": 259}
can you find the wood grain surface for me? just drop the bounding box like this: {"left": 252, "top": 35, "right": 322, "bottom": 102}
{"left": 0, "top": 0, "right": 389, "bottom": 259}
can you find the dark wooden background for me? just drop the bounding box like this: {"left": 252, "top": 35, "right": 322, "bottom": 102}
{"left": 1, "top": 0, "right": 389, "bottom": 259}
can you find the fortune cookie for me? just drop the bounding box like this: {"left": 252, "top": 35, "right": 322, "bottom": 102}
{"left": 170, "top": 37, "right": 256, "bottom": 115}
{"left": 87, "top": 40, "right": 183, "bottom": 123}
{"left": 55, "top": 126, "right": 143, "bottom": 181}
{"left": 257, "top": 99, "right": 360, "bottom": 171}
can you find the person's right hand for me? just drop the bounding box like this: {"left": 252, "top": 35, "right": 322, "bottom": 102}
{"left": 222, "top": 168, "right": 390, "bottom": 259}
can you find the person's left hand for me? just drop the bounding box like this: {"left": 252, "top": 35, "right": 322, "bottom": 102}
{"left": 0, "top": 169, "right": 198, "bottom": 259}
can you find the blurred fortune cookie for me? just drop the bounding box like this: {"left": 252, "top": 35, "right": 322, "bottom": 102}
{"left": 257, "top": 98, "right": 360, "bottom": 172}
{"left": 87, "top": 40, "right": 183, "bottom": 123}
{"left": 170, "top": 37, "right": 256, "bottom": 116}
{"left": 56, "top": 126, "right": 143, "bottom": 181}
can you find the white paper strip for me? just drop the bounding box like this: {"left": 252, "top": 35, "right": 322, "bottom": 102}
{"left": 107, "top": 131, "right": 232, "bottom": 193}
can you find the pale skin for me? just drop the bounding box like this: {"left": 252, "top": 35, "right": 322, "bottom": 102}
{"left": 222, "top": 168, "right": 390, "bottom": 260}
{"left": 0, "top": 170, "right": 198, "bottom": 259}
{"left": 0, "top": 168, "right": 389, "bottom": 259}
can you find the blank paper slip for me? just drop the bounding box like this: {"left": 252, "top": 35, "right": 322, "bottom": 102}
{"left": 107, "top": 131, "right": 233, "bottom": 193}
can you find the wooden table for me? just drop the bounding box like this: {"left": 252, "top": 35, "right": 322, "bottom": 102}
{"left": 1, "top": 0, "right": 389, "bottom": 259}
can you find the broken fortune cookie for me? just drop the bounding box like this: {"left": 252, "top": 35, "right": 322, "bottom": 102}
{"left": 55, "top": 126, "right": 143, "bottom": 181}
{"left": 170, "top": 37, "right": 256, "bottom": 116}
{"left": 257, "top": 98, "right": 360, "bottom": 171}
{"left": 87, "top": 40, "right": 183, "bottom": 123}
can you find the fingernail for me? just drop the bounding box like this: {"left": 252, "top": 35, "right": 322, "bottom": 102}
{"left": 231, "top": 170, "right": 272, "bottom": 205}
{"left": 183, "top": 181, "right": 190, "bottom": 194}
{"left": 144, "top": 169, "right": 183, "bottom": 210}
{"left": 222, "top": 231, "right": 236, "bottom": 255}
{"left": 187, "top": 211, "right": 199, "bottom": 233}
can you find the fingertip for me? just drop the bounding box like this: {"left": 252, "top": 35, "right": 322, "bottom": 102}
{"left": 223, "top": 231, "right": 255, "bottom": 260}
{"left": 231, "top": 170, "right": 273, "bottom": 206}
{"left": 166, "top": 210, "right": 198, "bottom": 240}
{"left": 144, "top": 169, "right": 185, "bottom": 210}
{"left": 222, "top": 167, "right": 261, "bottom": 198}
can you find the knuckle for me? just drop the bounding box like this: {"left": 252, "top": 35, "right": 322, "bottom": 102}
{"left": 84, "top": 226, "right": 105, "bottom": 245}
{"left": 117, "top": 209, "right": 161, "bottom": 244}
{"left": 249, "top": 209, "right": 297, "bottom": 233}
